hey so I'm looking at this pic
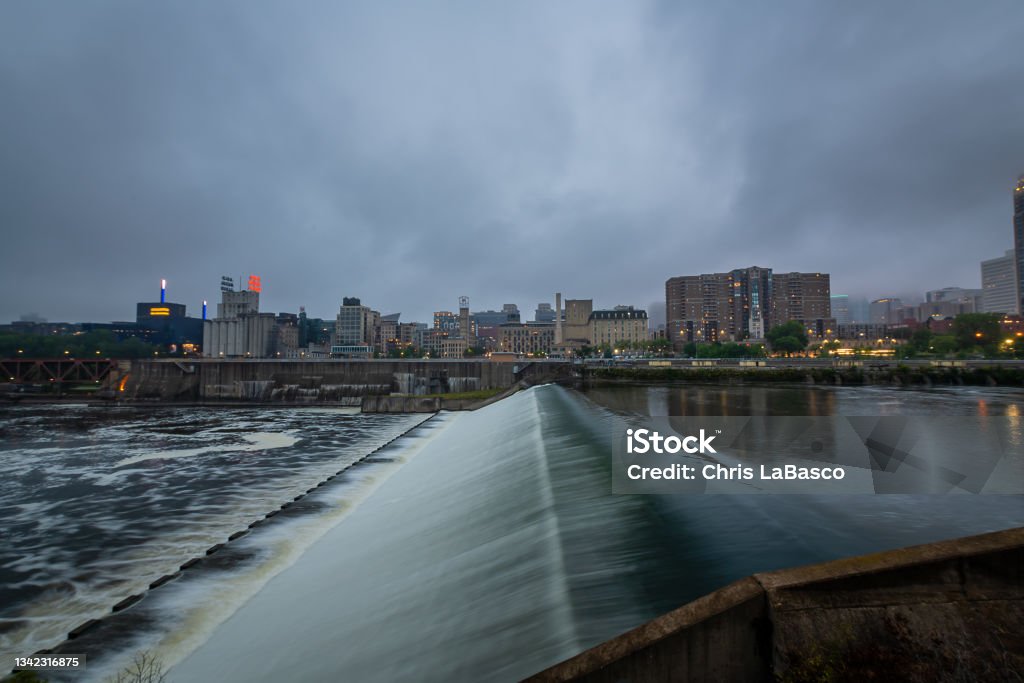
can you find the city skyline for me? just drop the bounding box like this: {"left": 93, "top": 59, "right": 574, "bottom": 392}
{"left": 2, "top": 3, "right": 1023, "bottom": 325}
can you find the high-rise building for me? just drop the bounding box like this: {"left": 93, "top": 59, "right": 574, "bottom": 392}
{"left": 335, "top": 297, "right": 377, "bottom": 349}
{"left": 981, "top": 249, "right": 1018, "bottom": 314}
{"left": 1014, "top": 175, "right": 1024, "bottom": 314}
{"left": 847, "top": 297, "right": 870, "bottom": 324}
{"left": 772, "top": 272, "right": 831, "bottom": 324}
{"left": 666, "top": 267, "right": 831, "bottom": 346}
{"left": 831, "top": 295, "right": 851, "bottom": 325}
{"left": 534, "top": 303, "right": 555, "bottom": 323}
{"left": 665, "top": 272, "right": 735, "bottom": 343}
{"left": 925, "top": 287, "right": 984, "bottom": 306}
{"left": 732, "top": 266, "right": 774, "bottom": 340}
{"left": 869, "top": 298, "right": 903, "bottom": 325}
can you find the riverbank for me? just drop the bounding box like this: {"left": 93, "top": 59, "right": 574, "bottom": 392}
{"left": 583, "top": 364, "right": 1024, "bottom": 386}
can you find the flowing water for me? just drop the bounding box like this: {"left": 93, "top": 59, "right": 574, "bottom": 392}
{"left": 1, "top": 384, "right": 1022, "bottom": 681}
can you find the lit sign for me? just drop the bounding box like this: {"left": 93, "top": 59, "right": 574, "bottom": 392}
{"left": 149, "top": 307, "right": 170, "bottom": 316}
{"left": 248, "top": 275, "right": 262, "bottom": 293}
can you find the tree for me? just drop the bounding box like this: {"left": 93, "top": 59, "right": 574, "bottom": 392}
{"left": 930, "top": 335, "right": 957, "bottom": 356}
{"left": 817, "top": 340, "right": 841, "bottom": 357}
{"left": 952, "top": 313, "right": 1001, "bottom": 355}
{"left": 766, "top": 321, "right": 809, "bottom": 356}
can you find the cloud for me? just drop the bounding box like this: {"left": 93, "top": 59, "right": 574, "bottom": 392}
{"left": 1, "top": 1, "right": 1021, "bottom": 324}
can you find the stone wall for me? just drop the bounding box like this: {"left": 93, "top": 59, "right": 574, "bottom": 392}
{"left": 526, "top": 526, "right": 1024, "bottom": 682}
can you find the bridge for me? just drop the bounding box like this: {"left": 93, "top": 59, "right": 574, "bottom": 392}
{"left": 0, "top": 358, "right": 123, "bottom": 387}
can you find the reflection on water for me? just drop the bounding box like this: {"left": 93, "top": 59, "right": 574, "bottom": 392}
{"left": 583, "top": 382, "right": 1024, "bottom": 418}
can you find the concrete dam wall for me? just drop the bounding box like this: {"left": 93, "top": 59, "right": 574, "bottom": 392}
{"left": 526, "top": 526, "right": 1024, "bottom": 682}
{"left": 124, "top": 359, "right": 566, "bottom": 404}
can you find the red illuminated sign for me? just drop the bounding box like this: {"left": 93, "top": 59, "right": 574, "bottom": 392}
{"left": 248, "top": 275, "right": 262, "bottom": 293}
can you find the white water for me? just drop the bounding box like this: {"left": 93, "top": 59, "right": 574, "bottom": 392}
{"left": 169, "top": 388, "right": 588, "bottom": 682}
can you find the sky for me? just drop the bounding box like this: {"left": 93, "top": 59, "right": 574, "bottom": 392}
{"left": 2, "top": 1, "right": 1023, "bottom": 327}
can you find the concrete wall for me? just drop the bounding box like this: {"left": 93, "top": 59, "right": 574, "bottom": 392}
{"left": 526, "top": 526, "right": 1024, "bottom": 682}
{"left": 124, "top": 359, "right": 569, "bottom": 402}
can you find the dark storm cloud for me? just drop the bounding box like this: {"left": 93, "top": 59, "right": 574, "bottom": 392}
{"left": 1, "top": 1, "right": 1021, "bottom": 324}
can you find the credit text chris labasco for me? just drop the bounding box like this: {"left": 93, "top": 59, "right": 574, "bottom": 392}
{"left": 624, "top": 428, "right": 846, "bottom": 481}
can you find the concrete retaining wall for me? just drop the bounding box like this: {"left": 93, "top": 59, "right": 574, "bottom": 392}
{"left": 526, "top": 526, "right": 1024, "bottom": 682}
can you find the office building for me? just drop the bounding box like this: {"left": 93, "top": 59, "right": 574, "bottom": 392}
{"left": 869, "top": 298, "right": 904, "bottom": 325}
{"left": 534, "top": 303, "right": 555, "bottom": 323}
{"left": 925, "top": 287, "right": 984, "bottom": 307}
{"left": 831, "top": 295, "right": 851, "bottom": 325}
{"left": 334, "top": 297, "right": 378, "bottom": 351}
{"left": 982, "top": 249, "right": 1019, "bottom": 314}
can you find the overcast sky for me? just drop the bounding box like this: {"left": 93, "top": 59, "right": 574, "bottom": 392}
{"left": 2, "top": 1, "right": 1022, "bottom": 326}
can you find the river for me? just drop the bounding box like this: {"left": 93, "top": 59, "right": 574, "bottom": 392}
{"left": 1, "top": 383, "right": 1021, "bottom": 681}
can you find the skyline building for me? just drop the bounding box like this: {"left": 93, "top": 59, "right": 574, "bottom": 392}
{"left": 588, "top": 306, "right": 649, "bottom": 348}
{"left": 204, "top": 281, "right": 276, "bottom": 357}
{"left": 334, "top": 297, "right": 378, "bottom": 354}
{"left": 869, "top": 298, "right": 904, "bottom": 325}
{"left": 981, "top": 249, "right": 1018, "bottom": 314}
{"left": 666, "top": 267, "right": 832, "bottom": 346}
{"left": 925, "top": 287, "right": 984, "bottom": 306}
{"left": 1014, "top": 175, "right": 1024, "bottom": 314}
{"left": 831, "top": 295, "right": 851, "bottom": 325}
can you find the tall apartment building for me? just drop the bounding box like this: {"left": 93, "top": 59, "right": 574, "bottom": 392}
{"left": 664, "top": 273, "right": 735, "bottom": 343}
{"left": 732, "top": 266, "right": 773, "bottom": 340}
{"left": 772, "top": 272, "right": 831, "bottom": 324}
{"left": 984, "top": 249, "right": 1019, "bottom": 314}
{"left": 1014, "top": 175, "right": 1024, "bottom": 314}
{"left": 666, "top": 267, "right": 831, "bottom": 345}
